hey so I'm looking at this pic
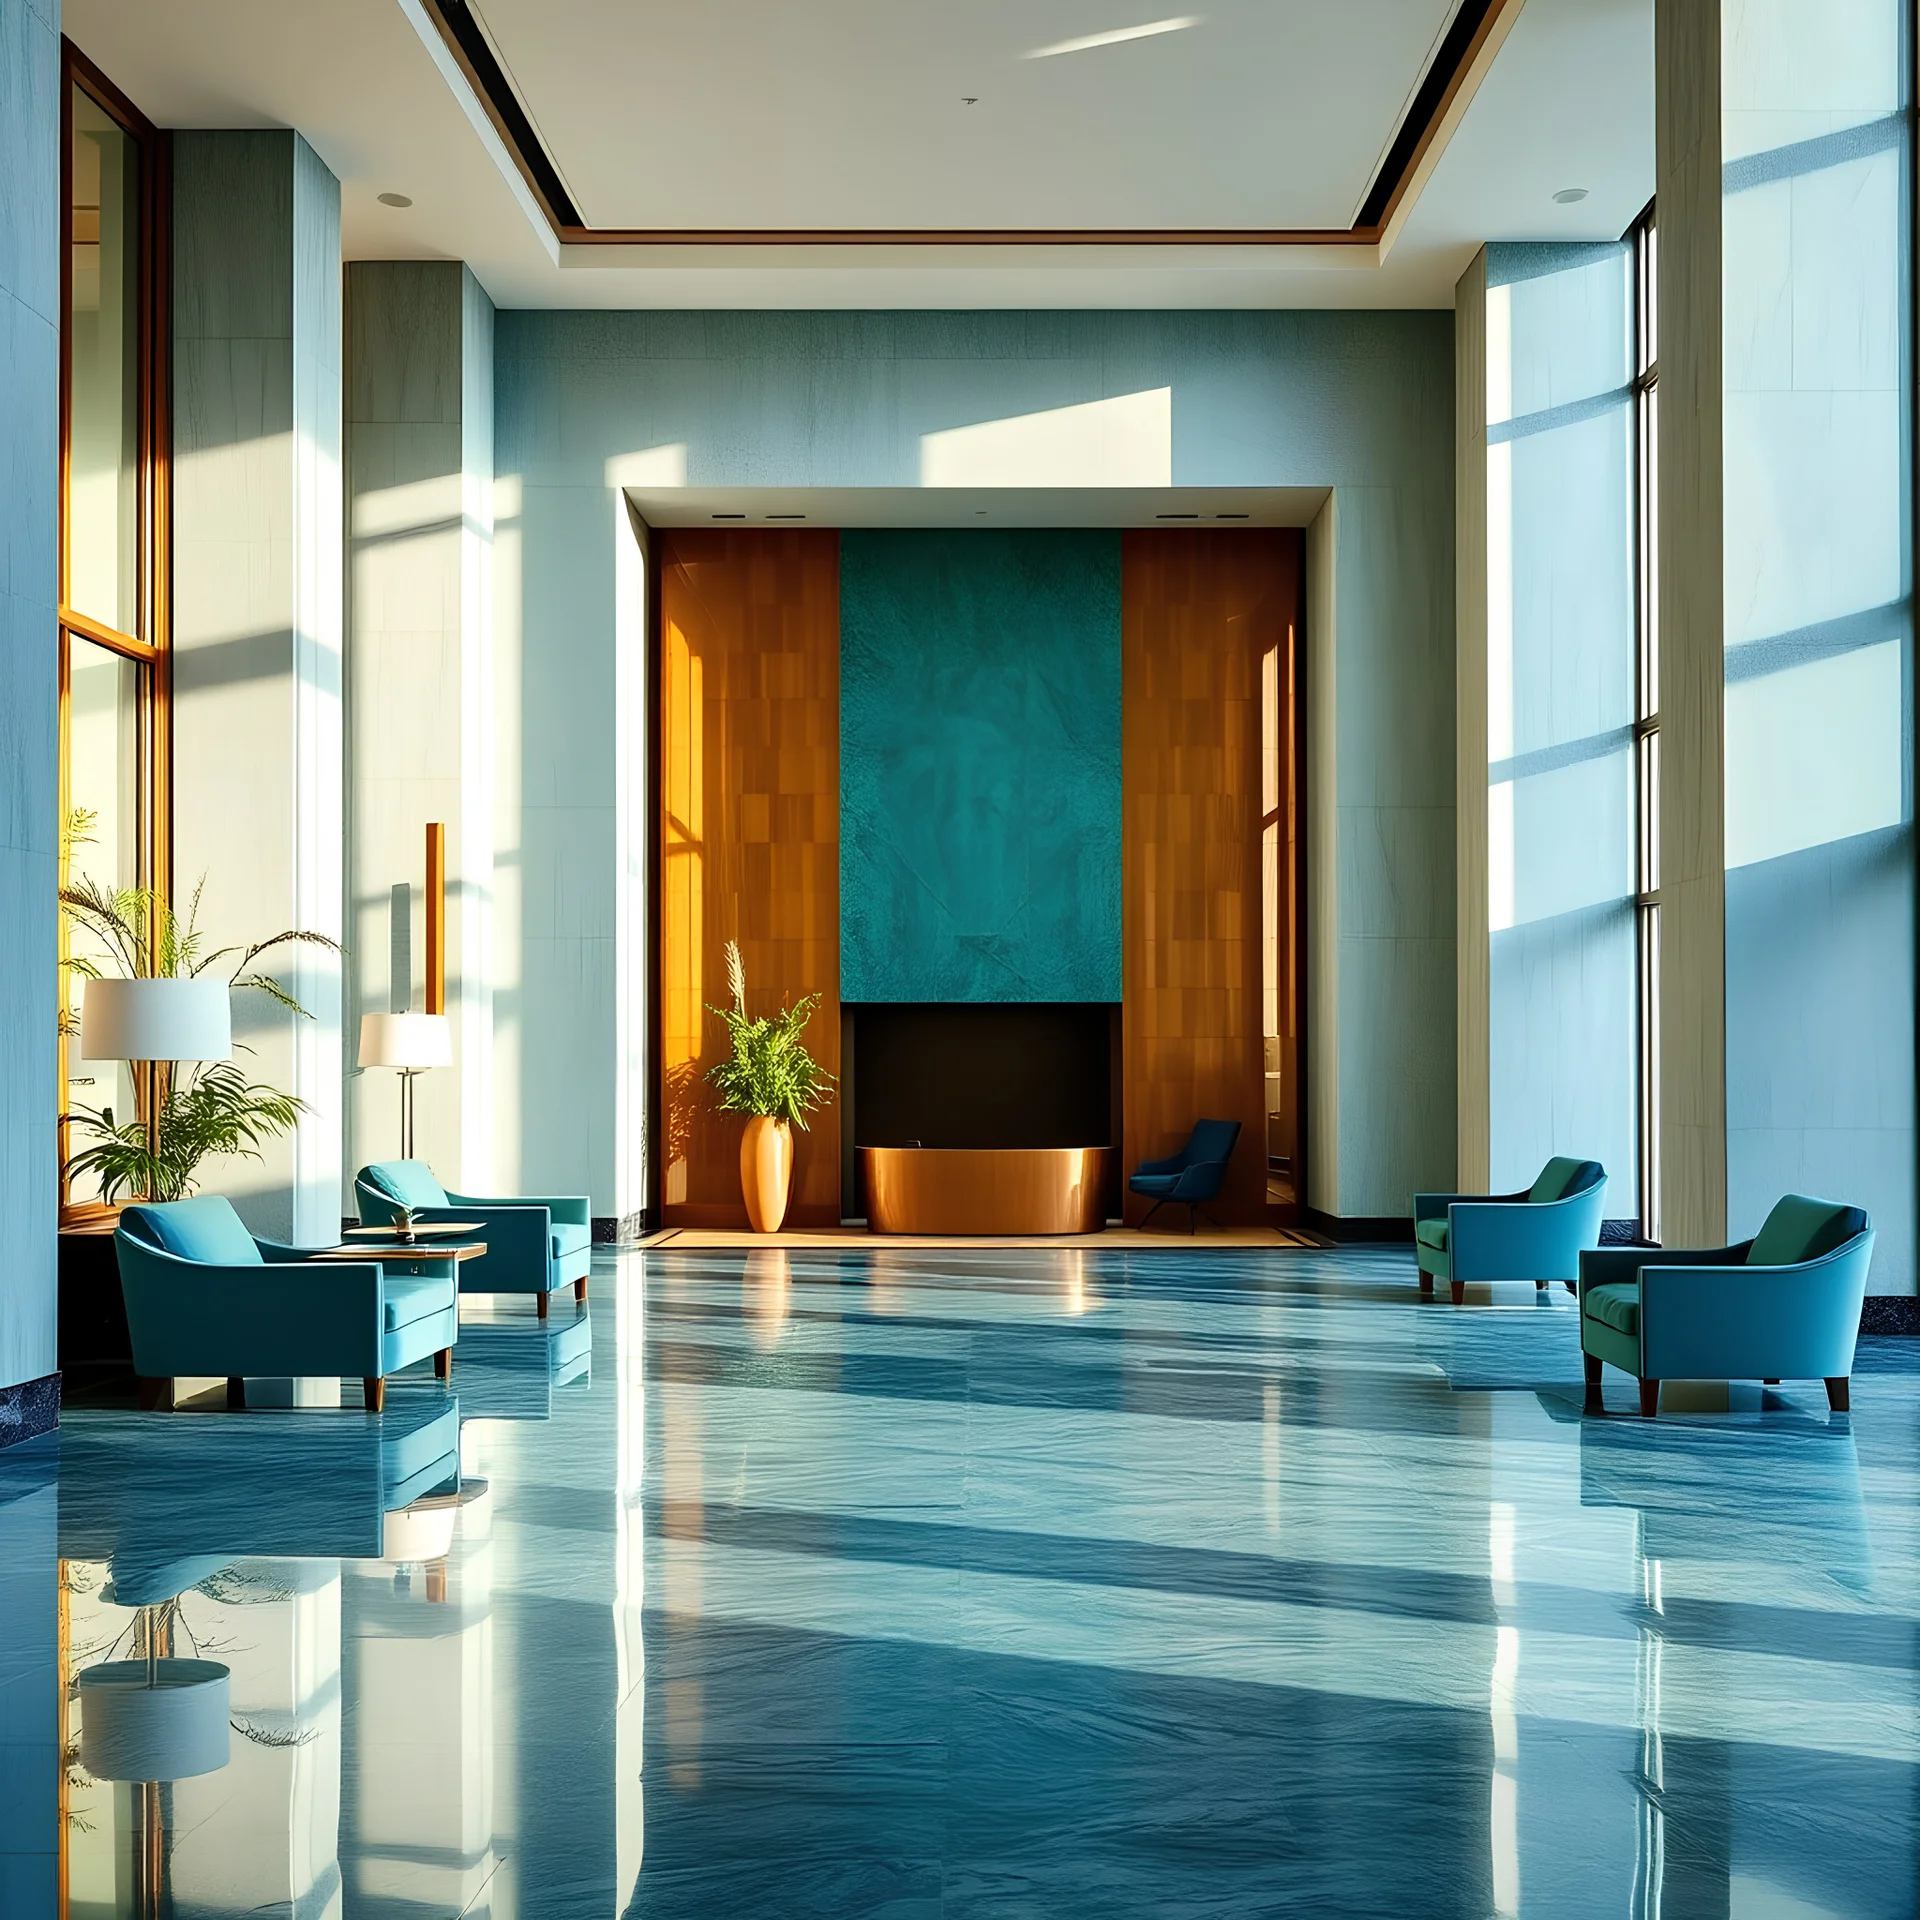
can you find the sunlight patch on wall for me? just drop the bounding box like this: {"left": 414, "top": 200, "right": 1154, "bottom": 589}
{"left": 919, "top": 389, "right": 1172, "bottom": 488}
{"left": 606, "top": 442, "right": 688, "bottom": 490}
{"left": 1724, "top": 639, "right": 1904, "bottom": 869}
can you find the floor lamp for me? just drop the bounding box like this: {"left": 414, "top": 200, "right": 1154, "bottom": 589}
{"left": 359, "top": 1012, "right": 451, "bottom": 1160}
{"left": 80, "top": 978, "right": 234, "bottom": 1198}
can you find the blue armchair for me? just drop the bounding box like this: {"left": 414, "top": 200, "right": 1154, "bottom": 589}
{"left": 1129, "top": 1119, "right": 1242, "bottom": 1232}
{"left": 355, "top": 1160, "right": 591, "bottom": 1318}
{"left": 1414, "top": 1157, "right": 1607, "bottom": 1304}
{"left": 115, "top": 1196, "right": 457, "bottom": 1414}
{"left": 1579, "top": 1193, "right": 1874, "bottom": 1417}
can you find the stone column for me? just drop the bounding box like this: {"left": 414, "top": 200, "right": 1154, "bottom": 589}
{"left": 344, "top": 261, "right": 494, "bottom": 1190}
{"left": 0, "top": 0, "right": 62, "bottom": 1428}
{"left": 172, "top": 130, "right": 343, "bottom": 1245}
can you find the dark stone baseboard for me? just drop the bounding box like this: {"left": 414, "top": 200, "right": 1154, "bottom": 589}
{"left": 0, "top": 1373, "right": 61, "bottom": 1449}
{"left": 593, "top": 1212, "right": 650, "bottom": 1245}
{"left": 1304, "top": 1210, "right": 1414, "bottom": 1244}
{"left": 1861, "top": 1295, "right": 1920, "bottom": 1335}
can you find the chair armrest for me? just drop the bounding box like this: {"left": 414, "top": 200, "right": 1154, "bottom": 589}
{"left": 1578, "top": 1239, "right": 1749, "bottom": 1303}
{"left": 1448, "top": 1191, "right": 1602, "bottom": 1284}
{"left": 411, "top": 1202, "right": 552, "bottom": 1267}
{"left": 1639, "top": 1233, "right": 1874, "bottom": 1381}
{"left": 448, "top": 1190, "right": 590, "bottom": 1228}
{"left": 1415, "top": 1190, "right": 1529, "bottom": 1224}
{"left": 1134, "top": 1156, "right": 1185, "bottom": 1178}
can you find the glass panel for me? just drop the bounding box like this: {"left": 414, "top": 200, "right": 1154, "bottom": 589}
{"left": 65, "top": 638, "right": 142, "bottom": 1201}
{"left": 68, "top": 85, "right": 140, "bottom": 637}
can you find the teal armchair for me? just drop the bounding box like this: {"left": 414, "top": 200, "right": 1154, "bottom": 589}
{"left": 1414, "top": 1156, "right": 1607, "bottom": 1304}
{"left": 1579, "top": 1194, "right": 1874, "bottom": 1417}
{"left": 355, "top": 1159, "right": 591, "bottom": 1318}
{"left": 115, "top": 1196, "right": 457, "bottom": 1414}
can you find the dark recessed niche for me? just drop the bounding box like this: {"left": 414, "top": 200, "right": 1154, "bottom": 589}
{"left": 841, "top": 1002, "right": 1120, "bottom": 1217}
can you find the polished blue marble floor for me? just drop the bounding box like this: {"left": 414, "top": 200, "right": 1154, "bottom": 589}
{"left": 5, "top": 1244, "right": 1920, "bottom": 1916}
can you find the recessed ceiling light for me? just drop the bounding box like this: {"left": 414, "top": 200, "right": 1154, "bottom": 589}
{"left": 377, "top": 192, "right": 413, "bottom": 209}
{"left": 1215, "top": 512, "right": 1250, "bottom": 520}
{"left": 766, "top": 513, "right": 806, "bottom": 520}
{"left": 1156, "top": 512, "right": 1200, "bottom": 520}
{"left": 1552, "top": 187, "right": 1588, "bottom": 205}
{"left": 711, "top": 512, "right": 746, "bottom": 520}
{"left": 1026, "top": 16, "right": 1199, "bottom": 59}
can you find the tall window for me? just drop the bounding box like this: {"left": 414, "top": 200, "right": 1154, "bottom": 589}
{"left": 59, "top": 46, "right": 168, "bottom": 1216}
{"left": 1632, "top": 206, "right": 1660, "bottom": 1240}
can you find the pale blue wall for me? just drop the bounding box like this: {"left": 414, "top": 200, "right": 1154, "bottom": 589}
{"left": 1721, "top": 0, "right": 1916, "bottom": 1289}
{"left": 0, "top": 0, "right": 61, "bottom": 1405}
{"left": 494, "top": 309, "right": 1455, "bottom": 1218}
{"left": 840, "top": 529, "right": 1121, "bottom": 1003}
{"left": 1484, "top": 243, "right": 1638, "bottom": 1208}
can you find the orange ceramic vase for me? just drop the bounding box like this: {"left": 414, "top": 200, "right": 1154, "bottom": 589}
{"left": 740, "top": 1116, "right": 794, "bottom": 1233}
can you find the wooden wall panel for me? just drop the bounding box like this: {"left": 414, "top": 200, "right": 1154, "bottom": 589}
{"left": 1122, "top": 530, "right": 1300, "bottom": 1226}
{"left": 660, "top": 530, "right": 840, "bottom": 1225}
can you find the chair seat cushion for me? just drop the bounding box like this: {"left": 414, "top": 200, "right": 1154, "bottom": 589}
{"left": 1583, "top": 1281, "right": 1640, "bottom": 1337}
{"left": 384, "top": 1272, "right": 455, "bottom": 1331}
{"left": 1129, "top": 1173, "right": 1180, "bottom": 1197}
{"left": 552, "top": 1221, "right": 591, "bottom": 1261}
{"left": 1415, "top": 1217, "right": 1450, "bottom": 1252}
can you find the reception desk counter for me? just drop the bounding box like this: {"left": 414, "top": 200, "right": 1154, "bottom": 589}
{"left": 859, "top": 1145, "right": 1116, "bottom": 1236}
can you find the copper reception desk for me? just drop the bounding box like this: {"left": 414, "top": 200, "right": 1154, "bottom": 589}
{"left": 859, "top": 1146, "right": 1116, "bottom": 1235}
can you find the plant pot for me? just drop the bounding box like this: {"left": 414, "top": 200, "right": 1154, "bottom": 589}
{"left": 740, "top": 1116, "right": 794, "bottom": 1233}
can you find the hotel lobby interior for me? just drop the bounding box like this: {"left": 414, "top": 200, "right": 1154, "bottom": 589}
{"left": 2, "top": 0, "right": 1919, "bottom": 1914}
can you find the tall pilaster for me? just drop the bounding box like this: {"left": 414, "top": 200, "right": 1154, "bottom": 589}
{"left": 172, "top": 130, "right": 343, "bottom": 1244}
{"left": 344, "top": 261, "right": 495, "bottom": 1190}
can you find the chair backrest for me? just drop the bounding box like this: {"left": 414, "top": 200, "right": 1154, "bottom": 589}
{"left": 1184, "top": 1119, "right": 1242, "bottom": 1168}
{"left": 358, "top": 1160, "right": 451, "bottom": 1210}
{"left": 1748, "top": 1194, "right": 1871, "bottom": 1267}
{"left": 1530, "top": 1157, "right": 1604, "bottom": 1204}
{"left": 118, "top": 1196, "right": 262, "bottom": 1266}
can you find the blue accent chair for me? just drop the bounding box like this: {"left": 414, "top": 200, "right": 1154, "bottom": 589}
{"left": 355, "top": 1160, "right": 591, "bottom": 1318}
{"left": 1414, "top": 1157, "right": 1607, "bottom": 1304}
{"left": 1579, "top": 1194, "right": 1874, "bottom": 1418}
{"left": 115, "top": 1196, "right": 457, "bottom": 1414}
{"left": 1129, "top": 1119, "right": 1242, "bottom": 1232}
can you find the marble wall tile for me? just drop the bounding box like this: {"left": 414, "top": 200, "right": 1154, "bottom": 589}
{"left": 0, "top": 0, "right": 58, "bottom": 1397}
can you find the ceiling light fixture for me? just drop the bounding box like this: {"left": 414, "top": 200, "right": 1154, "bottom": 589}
{"left": 1552, "top": 187, "right": 1588, "bottom": 205}
{"left": 767, "top": 513, "right": 806, "bottom": 520}
{"left": 1155, "top": 512, "right": 1200, "bottom": 520}
{"left": 1215, "top": 512, "right": 1250, "bottom": 520}
{"left": 711, "top": 512, "right": 746, "bottom": 520}
{"left": 1025, "top": 15, "right": 1199, "bottom": 59}
{"left": 377, "top": 192, "right": 413, "bottom": 208}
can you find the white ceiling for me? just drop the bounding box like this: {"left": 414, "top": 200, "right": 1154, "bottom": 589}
{"left": 624, "top": 486, "right": 1331, "bottom": 530}
{"left": 473, "top": 0, "right": 1461, "bottom": 232}
{"left": 61, "top": 0, "right": 1653, "bottom": 308}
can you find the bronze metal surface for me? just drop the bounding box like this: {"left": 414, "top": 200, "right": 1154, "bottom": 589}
{"left": 860, "top": 1146, "right": 1116, "bottom": 1236}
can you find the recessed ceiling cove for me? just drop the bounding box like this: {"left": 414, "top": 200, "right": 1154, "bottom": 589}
{"left": 463, "top": 0, "right": 1466, "bottom": 233}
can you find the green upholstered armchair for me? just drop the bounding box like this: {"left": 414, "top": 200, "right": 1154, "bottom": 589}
{"left": 115, "top": 1196, "right": 457, "bottom": 1413}
{"left": 1413, "top": 1156, "right": 1607, "bottom": 1304}
{"left": 1578, "top": 1194, "right": 1874, "bottom": 1418}
{"left": 355, "top": 1159, "right": 591, "bottom": 1319}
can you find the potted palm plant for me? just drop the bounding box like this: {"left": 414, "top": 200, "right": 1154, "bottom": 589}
{"left": 706, "top": 941, "right": 834, "bottom": 1233}
{"left": 60, "top": 869, "right": 342, "bottom": 1204}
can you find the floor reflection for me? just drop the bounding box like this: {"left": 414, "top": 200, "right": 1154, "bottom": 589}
{"left": 3, "top": 1250, "right": 1920, "bottom": 1915}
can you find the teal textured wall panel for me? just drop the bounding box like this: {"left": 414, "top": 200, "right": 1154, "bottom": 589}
{"left": 840, "top": 530, "right": 1121, "bottom": 1002}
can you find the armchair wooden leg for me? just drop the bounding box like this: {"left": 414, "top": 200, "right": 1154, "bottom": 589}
{"left": 537, "top": 1291, "right": 550, "bottom": 1321}
{"left": 226, "top": 1376, "right": 246, "bottom": 1410}
{"left": 1638, "top": 1377, "right": 1660, "bottom": 1418}
{"left": 575, "top": 1277, "right": 589, "bottom": 1303}
{"left": 1535, "top": 1280, "right": 1548, "bottom": 1291}
{"left": 1450, "top": 1279, "right": 1465, "bottom": 1306}
{"left": 1763, "top": 1377, "right": 1779, "bottom": 1385}
{"left": 1418, "top": 1272, "right": 1434, "bottom": 1295}
{"left": 1825, "top": 1376, "right": 1851, "bottom": 1413}
{"left": 435, "top": 1347, "right": 452, "bottom": 1382}
{"left": 364, "top": 1376, "right": 386, "bottom": 1413}
{"left": 1582, "top": 1353, "right": 1604, "bottom": 1415}
{"left": 137, "top": 1376, "right": 175, "bottom": 1413}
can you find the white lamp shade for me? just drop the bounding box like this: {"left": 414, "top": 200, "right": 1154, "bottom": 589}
{"left": 81, "top": 976, "right": 233, "bottom": 1064}
{"left": 359, "top": 1011, "right": 451, "bottom": 1070}
{"left": 78, "top": 1658, "right": 232, "bottom": 1781}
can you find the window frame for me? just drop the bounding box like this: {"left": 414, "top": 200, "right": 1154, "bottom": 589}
{"left": 58, "top": 40, "right": 171, "bottom": 1223}
{"left": 1631, "top": 200, "right": 1660, "bottom": 1242}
